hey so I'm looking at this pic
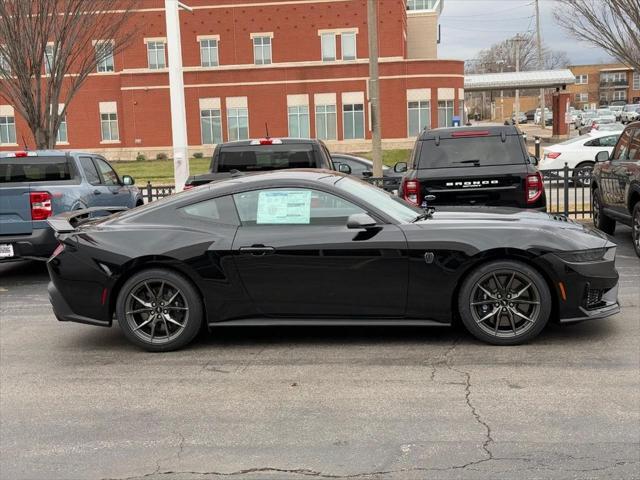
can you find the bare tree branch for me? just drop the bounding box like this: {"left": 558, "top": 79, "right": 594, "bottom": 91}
{"left": 0, "top": 0, "right": 136, "bottom": 148}
{"left": 554, "top": 0, "right": 640, "bottom": 71}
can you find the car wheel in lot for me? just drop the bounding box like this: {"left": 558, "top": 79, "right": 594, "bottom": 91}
{"left": 572, "top": 162, "right": 594, "bottom": 187}
{"left": 116, "top": 268, "right": 203, "bottom": 352}
{"left": 592, "top": 188, "right": 616, "bottom": 235}
{"left": 458, "top": 260, "right": 551, "bottom": 345}
{"left": 633, "top": 203, "right": 640, "bottom": 258}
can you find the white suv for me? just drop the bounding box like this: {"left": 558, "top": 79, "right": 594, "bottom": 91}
{"left": 621, "top": 104, "right": 640, "bottom": 124}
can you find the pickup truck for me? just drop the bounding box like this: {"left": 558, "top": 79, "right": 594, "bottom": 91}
{"left": 185, "top": 137, "right": 344, "bottom": 188}
{"left": 0, "top": 150, "right": 143, "bottom": 262}
{"left": 396, "top": 125, "right": 546, "bottom": 210}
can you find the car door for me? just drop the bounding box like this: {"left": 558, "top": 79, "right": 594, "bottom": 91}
{"left": 607, "top": 128, "right": 635, "bottom": 213}
{"left": 611, "top": 127, "right": 640, "bottom": 217}
{"left": 231, "top": 187, "right": 408, "bottom": 318}
{"left": 93, "top": 157, "right": 132, "bottom": 207}
{"left": 78, "top": 155, "right": 103, "bottom": 207}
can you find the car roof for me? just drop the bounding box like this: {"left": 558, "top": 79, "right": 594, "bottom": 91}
{"left": 218, "top": 137, "right": 321, "bottom": 148}
{"left": 0, "top": 150, "right": 105, "bottom": 158}
{"left": 418, "top": 125, "right": 520, "bottom": 141}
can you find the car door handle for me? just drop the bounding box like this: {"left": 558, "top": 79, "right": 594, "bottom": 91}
{"left": 239, "top": 245, "right": 275, "bottom": 255}
{"left": 93, "top": 190, "right": 102, "bottom": 195}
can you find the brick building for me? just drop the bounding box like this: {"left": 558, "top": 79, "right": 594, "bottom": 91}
{"left": 568, "top": 63, "right": 640, "bottom": 109}
{"left": 0, "top": 0, "right": 464, "bottom": 159}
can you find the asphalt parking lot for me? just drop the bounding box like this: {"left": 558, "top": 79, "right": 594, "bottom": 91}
{"left": 1, "top": 225, "right": 639, "bottom": 480}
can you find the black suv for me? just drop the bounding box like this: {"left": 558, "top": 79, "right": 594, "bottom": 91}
{"left": 592, "top": 121, "right": 640, "bottom": 256}
{"left": 396, "top": 126, "right": 546, "bottom": 210}
{"left": 185, "top": 137, "right": 344, "bottom": 188}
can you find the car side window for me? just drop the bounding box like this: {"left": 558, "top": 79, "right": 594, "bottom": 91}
{"left": 611, "top": 130, "right": 633, "bottom": 161}
{"left": 599, "top": 135, "right": 619, "bottom": 148}
{"left": 233, "top": 188, "right": 365, "bottom": 226}
{"left": 80, "top": 156, "right": 100, "bottom": 185}
{"left": 340, "top": 158, "right": 369, "bottom": 176}
{"left": 179, "top": 195, "right": 239, "bottom": 226}
{"left": 627, "top": 129, "right": 640, "bottom": 161}
{"left": 94, "top": 158, "right": 120, "bottom": 186}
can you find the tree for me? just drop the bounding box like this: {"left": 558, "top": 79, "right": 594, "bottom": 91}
{"left": 0, "top": 0, "right": 136, "bottom": 149}
{"left": 554, "top": 0, "right": 640, "bottom": 72}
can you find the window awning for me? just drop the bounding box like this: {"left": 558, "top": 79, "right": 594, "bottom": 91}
{"left": 464, "top": 69, "right": 576, "bottom": 91}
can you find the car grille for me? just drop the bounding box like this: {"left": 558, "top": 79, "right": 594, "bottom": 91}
{"left": 583, "top": 286, "right": 605, "bottom": 310}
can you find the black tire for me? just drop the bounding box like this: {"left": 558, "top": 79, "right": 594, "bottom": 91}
{"left": 458, "top": 260, "right": 551, "bottom": 346}
{"left": 593, "top": 187, "right": 616, "bottom": 235}
{"left": 116, "top": 268, "right": 203, "bottom": 352}
{"left": 632, "top": 202, "right": 640, "bottom": 258}
{"left": 572, "top": 161, "right": 594, "bottom": 187}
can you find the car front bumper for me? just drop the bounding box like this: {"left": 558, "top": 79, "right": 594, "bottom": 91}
{"left": 0, "top": 227, "right": 57, "bottom": 262}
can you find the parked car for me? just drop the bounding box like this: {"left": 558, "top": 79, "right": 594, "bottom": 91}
{"left": 510, "top": 111, "right": 528, "bottom": 124}
{"left": 0, "top": 151, "right": 142, "bottom": 262}
{"left": 534, "top": 108, "right": 553, "bottom": 126}
{"left": 47, "top": 169, "right": 619, "bottom": 351}
{"left": 596, "top": 108, "right": 617, "bottom": 123}
{"left": 621, "top": 104, "right": 640, "bottom": 124}
{"left": 524, "top": 109, "right": 536, "bottom": 122}
{"left": 592, "top": 121, "right": 640, "bottom": 257}
{"left": 591, "top": 123, "right": 625, "bottom": 132}
{"left": 330, "top": 153, "right": 403, "bottom": 193}
{"left": 540, "top": 130, "right": 622, "bottom": 186}
{"left": 579, "top": 115, "right": 617, "bottom": 135}
{"left": 578, "top": 110, "right": 597, "bottom": 129}
{"left": 609, "top": 105, "right": 624, "bottom": 121}
{"left": 396, "top": 125, "right": 546, "bottom": 210}
{"left": 185, "top": 137, "right": 344, "bottom": 188}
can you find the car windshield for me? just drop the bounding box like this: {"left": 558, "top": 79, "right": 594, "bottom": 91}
{"left": 218, "top": 144, "right": 316, "bottom": 172}
{"left": 417, "top": 135, "right": 526, "bottom": 168}
{"left": 597, "top": 109, "right": 613, "bottom": 116}
{"left": 334, "top": 176, "right": 421, "bottom": 223}
{"left": 558, "top": 134, "right": 591, "bottom": 145}
{"left": 0, "top": 156, "right": 74, "bottom": 183}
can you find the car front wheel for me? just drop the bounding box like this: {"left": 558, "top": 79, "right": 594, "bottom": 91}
{"left": 116, "top": 268, "right": 203, "bottom": 352}
{"left": 593, "top": 188, "right": 616, "bottom": 235}
{"left": 458, "top": 260, "right": 551, "bottom": 345}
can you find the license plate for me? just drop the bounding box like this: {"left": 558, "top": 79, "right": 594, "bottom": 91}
{"left": 0, "top": 244, "right": 14, "bottom": 258}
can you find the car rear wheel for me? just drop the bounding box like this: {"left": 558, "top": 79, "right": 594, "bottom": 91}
{"left": 116, "top": 268, "right": 203, "bottom": 352}
{"left": 592, "top": 188, "right": 616, "bottom": 235}
{"left": 458, "top": 260, "right": 551, "bottom": 345}
{"left": 572, "top": 162, "right": 594, "bottom": 187}
{"left": 633, "top": 202, "right": 640, "bottom": 258}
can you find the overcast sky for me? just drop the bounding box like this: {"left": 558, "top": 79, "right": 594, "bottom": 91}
{"left": 437, "top": 0, "right": 615, "bottom": 66}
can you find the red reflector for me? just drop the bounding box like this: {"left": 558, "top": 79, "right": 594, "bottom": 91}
{"left": 451, "top": 130, "right": 490, "bottom": 138}
{"left": 101, "top": 287, "right": 108, "bottom": 305}
{"left": 526, "top": 172, "right": 543, "bottom": 204}
{"left": 15, "top": 151, "right": 28, "bottom": 157}
{"left": 259, "top": 138, "right": 273, "bottom": 145}
{"left": 30, "top": 191, "right": 52, "bottom": 220}
{"left": 546, "top": 152, "right": 561, "bottom": 159}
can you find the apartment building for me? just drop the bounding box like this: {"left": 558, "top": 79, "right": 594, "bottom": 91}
{"left": 568, "top": 63, "right": 640, "bottom": 109}
{"left": 0, "top": 0, "right": 464, "bottom": 159}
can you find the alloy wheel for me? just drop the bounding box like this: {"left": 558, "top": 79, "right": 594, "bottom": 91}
{"left": 469, "top": 269, "right": 541, "bottom": 339}
{"left": 593, "top": 194, "right": 600, "bottom": 225}
{"left": 125, "top": 279, "right": 189, "bottom": 345}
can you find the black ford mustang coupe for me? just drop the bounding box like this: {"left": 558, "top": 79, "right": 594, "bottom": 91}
{"left": 47, "top": 170, "right": 620, "bottom": 351}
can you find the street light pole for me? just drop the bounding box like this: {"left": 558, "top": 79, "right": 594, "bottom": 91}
{"left": 535, "top": 0, "right": 545, "bottom": 129}
{"left": 367, "top": 0, "right": 383, "bottom": 178}
{"left": 165, "top": 0, "right": 192, "bottom": 191}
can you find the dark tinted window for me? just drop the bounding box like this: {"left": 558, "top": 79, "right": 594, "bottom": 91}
{"left": 217, "top": 144, "right": 315, "bottom": 172}
{"left": 0, "top": 156, "right": 73, "bottom": 183}
{"left": 179, "top": 195, "right": 239, "bottom": 226}
{"left": 94, "top": 158, "right": 119, "bottom": 185}
{"left": 80, "top": 156, "right": 100, "bottom": 185}
{"left": 584, "top": 135, "right": 619, "bottom": 147}
{"left": 417, "top": 135, "right": 526, "bottom": 169}
{"left": 612, "top": 129, "right": 633, "bottom": 161}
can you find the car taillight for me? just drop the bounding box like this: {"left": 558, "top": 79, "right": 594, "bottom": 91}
{"left": 183, "top": 184, "right": 194, "bottom": 190}
{"left": 526, "top": 172, "right": 543, "bottom": 204}
{"left": 51, "top": 243, "right": 65, "bottom": 258}
{"left": 546, "top": 152, "right": 561, "bottom": 159}
{"left": 30, "top": 191, "right": 52, "bottom": 220}
{"left": 403, "top": 179, "right": 421, "bottom": 205}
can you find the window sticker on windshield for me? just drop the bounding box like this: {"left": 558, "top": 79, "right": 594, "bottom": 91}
{"left": 256, "top": 190, "right": 311, "bottom": 224}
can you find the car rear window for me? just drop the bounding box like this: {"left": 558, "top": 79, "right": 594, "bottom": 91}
{"left": 0, "top": 156, "right": 74, "bottom": 183}
{"left": 217, "top": 145, "right": 316, "bottom": 172}
{"left": 416, "top": 135, "right": 526, "bottom": 169}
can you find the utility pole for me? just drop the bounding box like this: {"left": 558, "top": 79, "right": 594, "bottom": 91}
{"left": 535, "top": 0, "right": 545, "bottom": 129}
{"left": 367, "top": 0, "right": 383, "bottom": 178}
{"left": 514, "top": 35, "right": 524, "bottom": 127}
{"left": 165, "top": 0, "right": 192, "bottom": 191}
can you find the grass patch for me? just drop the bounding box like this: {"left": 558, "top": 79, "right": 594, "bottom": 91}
{"left": 359, "top": 149, "right": 412, "bottom": 167}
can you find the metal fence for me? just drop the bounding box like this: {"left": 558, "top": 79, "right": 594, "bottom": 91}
{"left": 144, "top": 164, "right": 594, "bottom": 219}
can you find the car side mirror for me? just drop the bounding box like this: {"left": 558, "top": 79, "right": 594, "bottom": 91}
{"left": 362, "top": 170, "right": 373, "bottom": 178}
{"left": 122, "top": 175, "right": 135, "bottom": 185}
{"left": 347, "top": 213, "right": 377, "bottom": 230}
{"left": 595, "top": 151, "right": 610, "bottom": 162}
{"left": 394, "top": 162, "right": 408, "bottom": 173}
{"left": 337, "top": 163, "right": 352, "bottom": 174}
{"left": 528, "top": 155, "right": 539, "bottom": 166}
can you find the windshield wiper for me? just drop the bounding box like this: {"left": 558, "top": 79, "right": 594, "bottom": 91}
{"left": 411, "top": 194, "right": 436, "bottom": 222}
{"left": 454, "top": 159, "right": 481, "bottom": 166}
{"left": 412, "top": 212, "right": 431, "bottom": 222}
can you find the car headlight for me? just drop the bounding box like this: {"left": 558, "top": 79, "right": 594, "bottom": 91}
{"left": 555, "top": 247, "right": 615, "bottom": 262}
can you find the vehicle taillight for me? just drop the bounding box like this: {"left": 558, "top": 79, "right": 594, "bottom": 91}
{"left": 15, "top": 151, "right": 29, "bottom": 157}
{"left": 546, "top": 152, "right": 561, "bottom": 159}
{"left": 51, "top": 243, "right": 65, "bottom": 258}
{"left": 183, "top": 184, "right": 194, "bottom": 190}
{"left": 30, "top": 191, "right": 52, "bottom": 220}
{"left": 526, "top": 172, "right": 543, "bottom": 204}
{"left": 403, "top": 179, "right": 421, "bottom": 206}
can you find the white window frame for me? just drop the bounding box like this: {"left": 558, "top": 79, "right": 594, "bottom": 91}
{"left": 315, "top": 103, "right": 337, "bottom": 141}
{"left": 321, "top": 33, "right": 336, "bottom": 62}
{"left": 288, "top": 105, "right": 310, "bottom": 138}
{"left": 342, "top": 103, "right": 365, "bottom": 140}
{"left": 56, "top": 115, "right": 68, "bottom": 143}
{"left": 199, "top": 38, "right": 219, "bottom": 67}
{"left": 407, "top": 100, "right": 430, "bottom": 137}
{"left": 613, "top": 90, "right": 626, "bottom": 101}
{"left": 44, "top": 44, "right": 54, "bottom": 75}
{"left": 407, "top": 0, "right": 439, "bottom": 10}
{"left": 575, "top": 92, "right": 588, "bottom": 103}
{"left": 146, "top": 40, "right": 166, "bottom": 70}
{"left": 0, "top": 113, "right": 16, "bottom": 145}
{"left": 633, "top": 72, "right": 640, "bottom": 90}
{"left": 341, "top": 32, "right": 357, "bottom": 61}
{"left": 200, "top": 108, "right": 222, "bottom": 145}
{"left": 438, "top": 100, "right": 454, "bottom": 128}
{"left": 575, "top": 74, "right": 588, "bottom": 85}
{"left": 95, "top": 40, "right": 115, "bottom": 73}
{"left": 0, "top": 49, "right": 10, "bottom": 76}
{"left": 227, "top": 98, "right": 249, "bottom": 141}
{"left": 252, "top": 34, "right": 272, "bottom": 65}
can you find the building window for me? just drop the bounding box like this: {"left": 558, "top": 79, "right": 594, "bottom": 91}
{"left": 200, "top": 108, "right": 222, "bottom": 145}
{"left": 613, "top": 90, "right": 627, "bottom": 101}
{"left": 200, "top": 39, "right": 219, "bottom": 67}
{"left": 438, "top": 100, "right": 454, "bottom": 128}
{"left": 0, "top": 51, "right": 10, "bottom": 76}
{"left": 56, "top": 116, "right": 68, "bottom": 143}
{"left": 575, "top": 74, "right": 588, "bottom": 85}
{"left": 100, "top": 113, "right": 119, "bottom": 141}
{"left": 0, "top": 115, "right": 16, "bottom": 144}
{"left": 316, "top": 104, "right": 337, "bottom": 140}
{"left": 576, "top": 92, "right": 588, "bottom": 102}
{"left": 147, "top": 41, "right": 166, "bottom": 69}
{"left": 288, "top": 105, "right": 310, "bottom": 138}
{"left": 407, "top": 101, "right": 430, "bottom": 137}
{"left": 459, "top": 100, "right": 465, "bottom": 123}
{"left": 96, "top": 41, "right": 114, "bottom": 72}
{"left": 633, "top": 72, "right": 640, "bottom": 90}
{"left": 341, "top": 32, "right": 356, "bottom": 61}
{"left": 321, "top": 33, "right": 336, "bottom": 62}
{"left": 601, "top": 71, "right": 626, "bottom": 84}
{"left": 44, "top": 44, "right": 54, "bottom": 74}
{"left": 407, "top": 0, "right": 438, "bottom": 10}
{"left": 227, "top": 107, "right": 249, "bottom": 141}
{"left": 253, "top": 36, "right": 272, "bottom": 65}
{"left": 343, "top": 103, "right": 365, "bottom": 139}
